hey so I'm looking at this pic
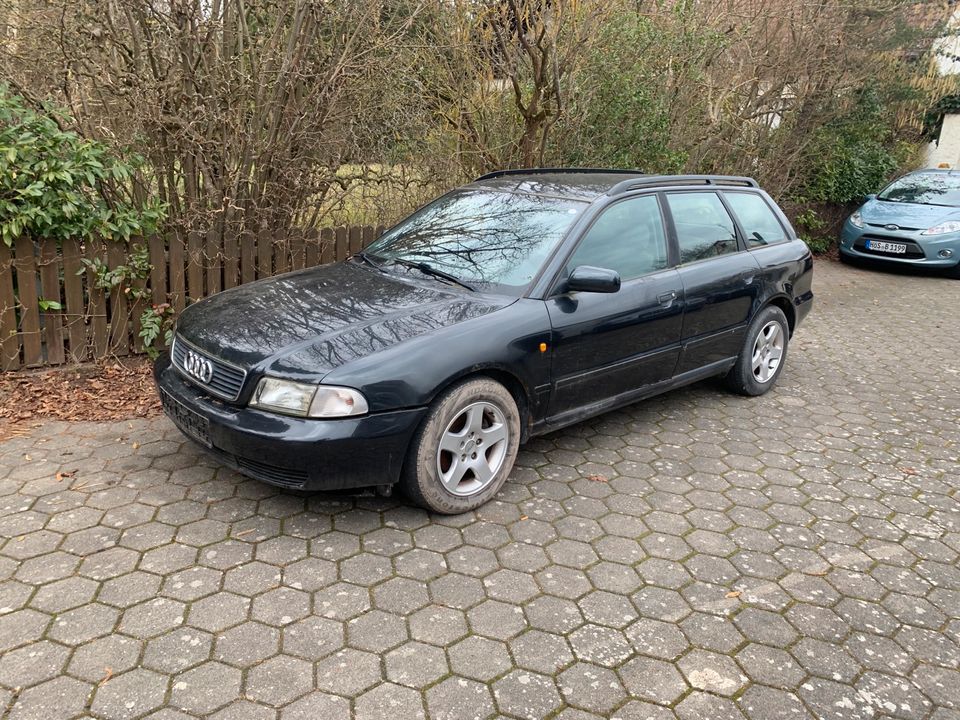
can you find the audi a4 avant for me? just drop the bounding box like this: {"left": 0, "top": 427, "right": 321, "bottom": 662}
{"left": 155, "top": 170, "right": 814, "bottom": 513}
{"left": 840, "top": 169, "right": 960, "bottom": 276}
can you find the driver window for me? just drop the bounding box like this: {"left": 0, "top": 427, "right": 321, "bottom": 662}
{"left": 565, "top": 195, "right": 668, "bottom": 281}
{"left": 666, "top": 192, "right": 738, "bottom": 263}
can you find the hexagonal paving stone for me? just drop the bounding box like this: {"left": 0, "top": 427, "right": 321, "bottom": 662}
{"left": 347, "top": 609, "right": 408, "bottom": 652}
{"left": 7, "top": 676, "right": 92, "bottom": 720}
{"left": 494, "top": 670, "right": 562, "bottom": 718}
{"left": 143, "top": 628, "right": 213, "bottom": 673}
{"left": 449, "top": 635, "right": 512, "bottom": 681}
{"left": 214, "top": 621, "right": 279, "bottom": 667}
{"left": 245, "top": 655, "right": 314, "bottom": 707}
{"left": 315, "top": 648, "right": 383, "bottom": 697}
{"left": 48, "top": 603, "right": 119, "bottom": 645}
{"left": 510, "top": 630, "right": 574, "bottom": 675}
{"left": 426, "top": 676, "right": 496, "bottom": 720}
{"left": 280, "top": 691, "right": 351, "bottom": 720}
{"left": 251, "top": 586, "right": 310, "bottom": 627}
{"left": 67, "top": 634, "right": 142, "bottom": 682}
{"left": 170, "top": 661, "right": 242, "bottom": 715}
{"left": 355, "top": 682, "right": 425, "bottom": 720}
{"left": 385, "top": 641, "right": 450, "bottom": 689}
{"left": 282, "top": 615, "right": 344, "bottom": 660}
{"left": 620, "top": 655, "right": 690, "bottom": 704}
{"left": 467, "top": 599, "right": 528, "bottom": 641}
{"left": 120, "top": 597, "right": 186, "bottom": 639}
{"left": 677, "top": 650, "right": 747, "bottom": 697}
{"left": 0, "top": 640, "right": 70, "bottom": 688}
{"left": 557, "top": 662, "right": 626, "bottom": 715}
{"left": 186, "top": 591, "right": 249, "bottom": 632}
{"left": 90, "top": 668, "right": 168, "bottom": 720}
{"left": 313, "top": 582, "right": 371, "bottom": 620}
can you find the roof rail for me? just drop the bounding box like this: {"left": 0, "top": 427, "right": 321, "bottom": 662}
{"left": 608, "top": 174, "right": 759, "bottom": 195}
{"left": 474, "top": 167, "right": 645, "bottom": 182}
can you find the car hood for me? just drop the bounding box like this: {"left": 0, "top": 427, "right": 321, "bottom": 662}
{"left": 175, "top": 261, "right": 512, "bottom": 379}
{"left": 861, "top": 198, "right": 960, "bottom": 230}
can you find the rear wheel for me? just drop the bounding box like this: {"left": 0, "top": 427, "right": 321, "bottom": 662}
{"left": 401, "top": 378, "right": 520, "bottom": 514}
{"left": 726, "top": 305, "right": 789, "bottom": 396}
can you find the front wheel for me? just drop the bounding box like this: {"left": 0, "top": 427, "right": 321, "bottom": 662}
{"left": 726, "top": 305, "right": 789, "bottom": 396}
{"left": 401, "top": 378, "right": 520, "bottom": 514}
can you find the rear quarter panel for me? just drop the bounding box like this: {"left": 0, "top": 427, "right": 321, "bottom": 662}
{"left": 749, "top": 239, "right": 814, "bottom": 331}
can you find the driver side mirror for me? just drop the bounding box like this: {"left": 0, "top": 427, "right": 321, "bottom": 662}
{"left": 865, "top": 193, "right": 877, "bottom": 202}
{"left": 566, "top": 265, "right": 621, "bottom": 294}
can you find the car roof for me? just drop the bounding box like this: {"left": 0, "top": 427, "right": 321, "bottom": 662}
{"left": 468, "top": 168, "right": 759, "bottom": 201}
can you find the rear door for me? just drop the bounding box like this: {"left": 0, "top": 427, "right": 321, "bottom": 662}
{"left": 545, "top": 194, "right": 684, "bottom": 418}
{"left": 664, "top": 191, "right": 762, "bottom": 374}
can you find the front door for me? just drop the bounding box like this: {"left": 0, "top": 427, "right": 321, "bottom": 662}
{"left": 546, "top": 194, "right": 684, "bottom": 419}
{"left": 664, "top": 191, "right": 763, "bottom": 374}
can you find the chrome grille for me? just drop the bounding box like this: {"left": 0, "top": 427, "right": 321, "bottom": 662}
{"left": 171, "top": 336, "right": 247, "bottom": 401}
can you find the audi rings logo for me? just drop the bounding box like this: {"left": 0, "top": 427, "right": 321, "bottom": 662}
{"left": 183, "top": 350, "right": 214, "bottom": 384}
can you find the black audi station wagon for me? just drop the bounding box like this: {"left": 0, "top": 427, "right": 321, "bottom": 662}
{"left": 155, "top": 170, "right": 814, "bottom": 513}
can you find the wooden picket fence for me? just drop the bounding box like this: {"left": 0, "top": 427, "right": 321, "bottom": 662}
{"left": 0, "top": 225, "right": 383, "bottom": 371}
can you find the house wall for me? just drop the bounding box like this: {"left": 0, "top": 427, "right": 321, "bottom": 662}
{"left": 926, "top": 113, "right": 960, "bottom": 168}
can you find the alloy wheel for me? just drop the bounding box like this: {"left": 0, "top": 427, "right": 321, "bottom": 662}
{"left": 436, "top": 401, "right": 509, "bottom": 496}
{"left": 751, "top": 320, "right": 784, "bottom": 383}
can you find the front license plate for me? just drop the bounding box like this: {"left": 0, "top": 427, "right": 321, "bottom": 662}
{"left": 160, "top": 388, "right": 212, "bottom": 447}
{"left": 865, "top": 239, "right": 907, "bottom": 254}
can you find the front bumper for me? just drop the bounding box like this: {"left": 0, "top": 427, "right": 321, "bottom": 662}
{"left": 154, "top": 355, "right": 427, "bottom": 491}
{"left": 839, "top": 220, "right": 960, "bottom": 270}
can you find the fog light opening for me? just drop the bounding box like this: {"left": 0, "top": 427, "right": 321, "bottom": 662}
{"left": 939, "top": 249, "right": 954, "bottom": 259}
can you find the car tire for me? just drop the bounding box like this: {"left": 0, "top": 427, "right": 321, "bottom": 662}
{"left": 726, "top": 305, "right": 790, "bottom": 397}
{"left": 401, "top": 377, "right": 521, "bottom": 514}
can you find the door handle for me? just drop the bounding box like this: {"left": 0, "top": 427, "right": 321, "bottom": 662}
{"left": 657, "top": 290, "right": 678, "bottom": 305}
{"left": 740, "top": 272, "right": 755, "bottom": 285}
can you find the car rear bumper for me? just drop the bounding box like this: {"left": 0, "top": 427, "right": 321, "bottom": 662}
{"left": 839, "top": 221, "right": 960, "bottom": 269}
{"left": 154, "top": 354, "right": 427, "bottom": 491}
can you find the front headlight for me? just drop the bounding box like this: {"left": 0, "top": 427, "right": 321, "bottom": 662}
{"left": 249, "top": 378, "right": 368, "bottom": 418}
{"left": 849, "top": 210, "right": 864, "bottom": 229}
{"left": 921, "top": 220, "right": 960, "bottom": 236}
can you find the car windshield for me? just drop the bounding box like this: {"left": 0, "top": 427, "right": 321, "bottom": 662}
{"left": 877, "top": 173, "right": 960, "bottom": 206}
{"left": 364, "top": 189, "right": 584, "bottom": 292}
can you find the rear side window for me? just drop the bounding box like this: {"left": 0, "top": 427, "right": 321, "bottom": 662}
{"left": 666, "top": 192, "right": 738, "bottom": 263}
{"left": 725, "top": 192, "right": 788, "bottom": 248}
{"left": 566, "top": 195, "right": 669, "bottom": 281}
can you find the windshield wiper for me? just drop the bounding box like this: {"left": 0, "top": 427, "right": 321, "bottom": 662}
{"left": 354, "top": 251, "right": 387, "bottom": 273}
{"left": 390, "top": 258, "right": 476, "bottom": 292}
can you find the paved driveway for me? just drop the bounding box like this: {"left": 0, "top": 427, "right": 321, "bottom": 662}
{"left": 1, "top": 259, "right": 958, "bottom": 720}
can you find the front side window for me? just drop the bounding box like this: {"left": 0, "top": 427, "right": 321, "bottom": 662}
{"left": 666, "top": 192, "right": 738, "bottom": 263}
{"left": 725, "top": 192, "right": 787, "bottom": 248}
{"left": 366, "top": 190, "right": 584, "bottom": 292}
{"left": 565, "top": 195, "right": 668, "bottom": 281}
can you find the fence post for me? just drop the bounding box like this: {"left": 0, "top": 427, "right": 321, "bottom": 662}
{"left": 257, "top": 224, "right": 272, "bottom": 280}
{"left": 0, "top": 242, "right": 19, "bottom": 370}
{"left": 61, "top": 237, "right": 88, "bottom": 362}
{"left": 169, "top": 229, "right": 186, "bottom": 313}
{"left": 335, "top": 227, "right": 348, "bottom": 262}
{"left": 14, "top": 236, "right": 42, "bottom": 366}
{"left": 107, "top": 239, "right": 129, "bottom": 356}
{"left": 240, "top": 225, "right": 256, "bottom": 285}
{"left": 38, "top": 239, "right": 65, "bottom": 365}
{"left": 320, "top": 228, "right": 334, "bottom": 265}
